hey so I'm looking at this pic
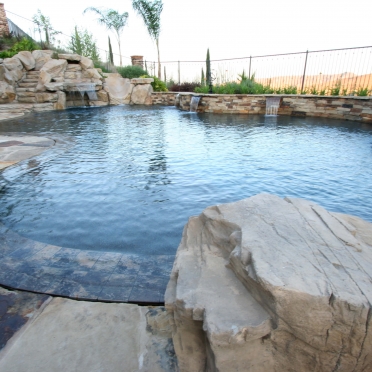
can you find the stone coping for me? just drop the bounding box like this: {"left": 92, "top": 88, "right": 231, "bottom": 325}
{"left": 0, "top": 223, "right": 174, "bottom": 303}
{"left": 173, "top": 92, "right": 372, "bottom": 99}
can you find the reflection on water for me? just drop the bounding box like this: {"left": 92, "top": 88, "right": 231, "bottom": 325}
{"left": 0, "top": 106, "right": 371, "bottom": 254}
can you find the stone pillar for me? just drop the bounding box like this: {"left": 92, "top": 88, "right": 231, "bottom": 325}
{"left": 0, "top": 3, "right": 9, "bottom": 36}
{"left": 131, "top": 55, "right": 144, "bottom": 68}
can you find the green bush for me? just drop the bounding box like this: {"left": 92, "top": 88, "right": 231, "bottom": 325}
{"left": 140, "top": 75, "right": 167, "bottom": 92}
{"left": 0, "top": 37, "right": 39, "bottom": 58}
{"left": 116, "top": 65, "right": 148, "bottom": 79}
{"left": 355, "top": 87, "right": 369, "bottom": 96}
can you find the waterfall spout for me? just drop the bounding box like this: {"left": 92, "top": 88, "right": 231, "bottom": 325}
{"left": 265, "top": 96, "right": 282, "bottom": 116}
{"left": 190, "top": 96, "right": 201, "bottom": 112}
{"left": 76, "top": 83, "right": 98, "bottom": 106}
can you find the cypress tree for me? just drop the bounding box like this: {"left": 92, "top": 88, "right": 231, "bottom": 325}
{"left": 206, "top": 48, "right": 211, "bottom": 87}
{"left": 164, "top": 66, "right": 167, "bottom": 83}
{"left": 108, "top": 36, "right": 114, "bottom": 65}
{"left": 201, "top": 68, "right": 205, "bottom": 86}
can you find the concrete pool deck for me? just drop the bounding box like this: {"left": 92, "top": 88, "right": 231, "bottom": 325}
{"left": 0, "top": 135, "right": 174, "bottom": 303}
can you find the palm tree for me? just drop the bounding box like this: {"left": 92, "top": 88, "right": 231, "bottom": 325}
{"left": 83, "top": 7, "right": 128, "bottom": 66}
{"left": 132, "top": 0, "right": 163, "bottom": 79}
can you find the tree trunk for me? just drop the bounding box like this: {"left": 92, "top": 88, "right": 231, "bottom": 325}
{"left": 156, "top": 38, "right": 161, "bottom": 79}
{"left": 118, "top": 39, "right": 122, "bottom": 67}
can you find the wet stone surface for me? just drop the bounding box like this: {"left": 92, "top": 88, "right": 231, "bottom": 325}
{"left": 0, "top": 224, "right": 174, "bottom": 304}
{"left": 0, "top": 287, "right": 50, "bottom": 351}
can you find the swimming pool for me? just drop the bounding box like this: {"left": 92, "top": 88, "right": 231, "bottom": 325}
{"left": 1, "top": 105, "right": 371, "bottom": 255}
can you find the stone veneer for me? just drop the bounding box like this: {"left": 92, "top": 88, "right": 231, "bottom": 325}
{"left": 152, "top": 92, "right": 177, "bottom": 106}
{"left": 0, "top": 3, "right": 9, "bottom": 37}
{"left": 169, "top": 92, "right": 372, "bottom": 124}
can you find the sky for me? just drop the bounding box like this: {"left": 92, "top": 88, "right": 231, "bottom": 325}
{"left": 4, "top": 0, "right": 372, "bottom": 82}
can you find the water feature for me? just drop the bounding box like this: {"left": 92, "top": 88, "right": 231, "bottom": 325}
{"left": 265, "top": 96, "right": 282, "bottom": 116}
{"left": 190, "top": 96, "right": 201, "bottom": 112}
{"left": 0, "top": 106, "right": 371, "bottom": 255}
{"left": 75, "top": 83, "right": 98, "bottom": 106}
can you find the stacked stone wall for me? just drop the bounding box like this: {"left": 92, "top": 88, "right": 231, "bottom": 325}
{"left": 176, "top": 93, "right": 372, "bottom": 123}
{"left": 0, "top": 3, "right": 9, "bottom": 36}
{"left": 152, "top": 92, "right": 177, "bottom": 106}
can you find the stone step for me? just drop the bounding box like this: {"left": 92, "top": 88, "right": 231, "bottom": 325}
{"left": 17, "top": 97, "right": 37, "bottom": 103}
{"left": 26, "top": 71, "right": 41, "bottom": 76}
{"left": 16, "top": 88, "right": 36, "bottom": 93}
{"left": 17, "top": 92, "right": 36, "bottom": 98}
{"left": 18, "top": 82, "right": 38, "bottom": 88}
{"left": 22, "top": 78, "right": 39, "bottom": 83}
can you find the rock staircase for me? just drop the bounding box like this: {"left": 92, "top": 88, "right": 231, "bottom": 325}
{"left": 16, "top": 71, "right": 40, "bottom": 103}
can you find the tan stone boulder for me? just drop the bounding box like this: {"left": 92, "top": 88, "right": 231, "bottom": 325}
{"left": 0, "top": 81, "right": 16, "bottom": 103}
{"left": 36, "top": 70, "right": 52, "bottom": 92}
{"left": 131, "top": 84, "right": 153, "bottom": 105}
{"left": 103, "top": 73, "right": 132, "bottom": 105}
{"left": 40, "top": 59, "right": 67, "bottom": 78}
{"left": 44, "top": 82, "right": 64, "bottom": 91}
{"left": 79, "top": 56, "right": 94, "bottom": 70}
{"left": 58, "top": 54, "right": 81, "bottom": 62}
{"left": 32, "top": 50, "right": 53, "bottom": 70}
{"left": 82, "top": 68, "right": 102, "bottom": 80}
{"left": 0, "top": 65, "right": 14, "bottom": 85}
{"left": 3, "top": 57, "right": 24, "bottom": 82}
{"left": 53, "top": 91, "right": 66, "bottom": 110}
{"left": 131, "top": 78, "right": 154, "bottom": 84}
{"left": 166, "top": 193, "right": 372, "bottom": 371}
{"left": 15, "top": 51, "right": 35, "bottom": 71}
{"left": 97, "top": 90, "right": 109, "bottom": 102}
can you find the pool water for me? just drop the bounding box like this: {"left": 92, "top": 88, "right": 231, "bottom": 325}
{"left": 0, "top": 105, "right": 371, "bottom": 254}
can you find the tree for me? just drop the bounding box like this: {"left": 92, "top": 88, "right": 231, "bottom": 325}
{"left": 108, "top": 36, "right": 114, "bottom": 65}
{"left": 32, "top": 9, "right": 61, "bottom": 47}
{"left": 201, "top": 68, "right": 205, "bottom": 86}
{"left": 206, "top": 48, "right": 211, "bottom": 87}
{"left": 83, "top": 7, "right": 128, "bottom": 66}
{"left": 132, "top": 0, "right": 163, "bottom": 79}
{"left": 68, "top": 27, "right": 100, "bottom": 62}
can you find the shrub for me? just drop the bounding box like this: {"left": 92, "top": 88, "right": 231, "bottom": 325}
{"left": 140, "top": 75, "right": 167, "bottom": 92}
{"left": 355, "top": 87, "right": 369, "bottom": 96}
{"left": 169, "top": 82, "right": 201, "bottom": 92}
{"left": 330, "top": 81, "right": 341, "bottom": 96}
{"left": 116, "top": 65, "right": 148, "bottom": 79}
{"left": 0, "top": 37, "right": 40, "bottom": 58}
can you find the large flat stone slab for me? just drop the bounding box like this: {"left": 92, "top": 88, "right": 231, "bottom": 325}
{"left": 0, "top": 298, "right": 177, "bottom": 372}
{"left": 166, "top": 193, "right": 372, "bottom": 371}
{"left": 0, "top": 223, "right": 173, "bottom": 303}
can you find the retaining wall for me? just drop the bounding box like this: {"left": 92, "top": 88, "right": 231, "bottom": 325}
{"left": 167, "top": 93, "right": 372, "bottom": 123}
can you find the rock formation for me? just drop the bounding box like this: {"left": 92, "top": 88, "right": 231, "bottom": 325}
{"left": 0, "top": 51, "right": 155, "bottom": 116}
{"left": 165, "top": 193, "right": 372, "bottom": 371}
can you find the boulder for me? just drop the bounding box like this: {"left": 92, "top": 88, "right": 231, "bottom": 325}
{"left": 44, "top": 82, "right": 64, "bottom": 91}
{"left": 40, "top": 59, "right": 67, "bottom": 79}
{"left": 0, "top": 81, "right": 16, "bottom": 103}
{"left": 32, "top": 50, "right": 53, "bottom": 70}
{"left": 103, "top": 73, "right": 132, "bottom": 105}
{"left": 36, "top": 70, "right": 52, "bottom": 92}
{"left": 3, "top": 57, "right": 23, "bottom": 71}
{"left": 131, "top": 78, "right": 154, "bottom": 84}
{"left": 82, "top": 68, "right": 102, "bottom": 80}
{"left": 35, "top": 92, "right": 58, "bottom": 103}
{"left": 131, "top": 84, "right": 153, "bottom": 105}
{"left": 97, "top": 90, "right": 109, "bottom": 102}
{"left": 58, "top": 53, "right": 81, "bottom": 62}
{"left": 0, "top": 65, "right": 14, "bottom": 85}
{"left": 3, "top": 57, "right": 24, "bottom": 82}
{"left": 165, "top": 193, "right": 372, "bottom": 372}
{"left": 15, "top": 51, "right": 35, "bottom": 71}
{"left": 79, "top": 56, "right": 94, "bottom": 70}
{"left": 54, "top": 91, "right": 66, "bottom": 110}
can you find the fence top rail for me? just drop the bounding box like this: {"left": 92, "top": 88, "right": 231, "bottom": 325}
{"left": 149, "top": 45, "right": 372, "bottom": 64}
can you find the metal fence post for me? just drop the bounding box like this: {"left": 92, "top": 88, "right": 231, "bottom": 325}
{"left": 301, "top": 50, "right": 309, "bottom": 92}
{"left": 248, "top": 56, "right": 252, "bottom": 79}
{"left": 178, "top": 61, "right": 180, "bottom": 85}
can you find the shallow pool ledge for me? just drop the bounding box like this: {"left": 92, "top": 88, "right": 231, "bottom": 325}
{"left": 152, "top": 92, "right": 372, "bottom": 124}
{"left": 165, "top": 193, "right": 372, "bottom": 371}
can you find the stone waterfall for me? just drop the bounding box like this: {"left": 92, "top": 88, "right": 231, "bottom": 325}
{"left": 265, "top": 96, "right": 282, "bottom": 115}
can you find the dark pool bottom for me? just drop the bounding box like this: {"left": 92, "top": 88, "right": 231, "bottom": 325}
{"left": 0, "top": 223, "right": 173, "bottom": 303}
